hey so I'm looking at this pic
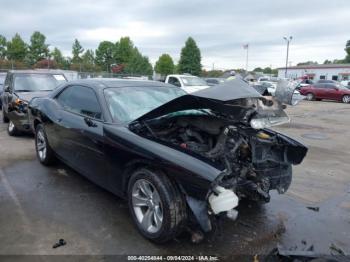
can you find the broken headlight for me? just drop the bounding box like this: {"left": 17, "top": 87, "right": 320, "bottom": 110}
{"left": 250, "top": 116, "right": 290, "bottom": 129}
{"left": 250, "top": 97, "right": 290, "bottom": 129}
{"left": 14, "top": 99, "right": 28, "bottom": 113}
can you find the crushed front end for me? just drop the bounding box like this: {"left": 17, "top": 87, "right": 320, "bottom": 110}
{"left": 7, "top": 98, "right": 31, "bottom": 132}
{"left": 130, "top": 95, "right": 308, "bottom": 234}
{"left": 209, "top": 126, "right": 307, "bottom": 213}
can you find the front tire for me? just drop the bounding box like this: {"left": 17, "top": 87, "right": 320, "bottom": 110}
{"left": 306, "top": 93, "right": 315, "bottom": 101}
{"left": 127, "top": 168, "right": 187, "bottom": 243}
{"left": 7, "top": 120, "right": 19, "bottom": 136}
{"left": 35, "top": 124, "right": 55, "bottom": 165}
{"left": 342, "top": 95, "right": 350, "bottom": 103}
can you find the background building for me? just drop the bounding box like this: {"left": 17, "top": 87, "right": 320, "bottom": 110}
{"left": 277, "top": 64, "right": 350, "bottom": 81}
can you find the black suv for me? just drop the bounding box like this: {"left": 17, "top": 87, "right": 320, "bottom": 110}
{"left": 2, "top": 70, "right": 67, "bottom": 136}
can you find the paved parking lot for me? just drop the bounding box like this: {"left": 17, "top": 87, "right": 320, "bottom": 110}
{"left": 0, "top": 100, "right": 350, "bottom": 259}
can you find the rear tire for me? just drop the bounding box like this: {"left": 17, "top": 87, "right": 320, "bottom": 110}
{"left": 35, "top": 124, "right": 55, "bottom": 165}
{"left": 342, "top": 95, "right": 350, "bottom": 103}
{"left": 7, "top": 120, "right": 19, "bottom": 136}
{"left": 306, "top": 93, "right": 315, "bottom": 101}
{"left": 2, "top": 106, "right": 9, "bottom": 123}
{"left": 127, "top": 168, "right": 187, "bottom": 243}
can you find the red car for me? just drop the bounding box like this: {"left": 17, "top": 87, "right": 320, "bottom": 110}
{"left": 300, "top": 83, "right": 350, "bottom": 103}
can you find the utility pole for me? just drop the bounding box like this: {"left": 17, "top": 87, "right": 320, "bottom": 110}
{"left": 283, "top": 36, "right": 292, "bottom": 78}
{"left": 47, "top": 45, "right": 51, "bottom": 69}
{"left": 243, "top": 44, "right": 249, "bottom": 72}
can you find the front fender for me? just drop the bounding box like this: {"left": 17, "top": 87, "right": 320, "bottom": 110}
{"left": 104, "top": 125, "right": 222, "bottom": 199}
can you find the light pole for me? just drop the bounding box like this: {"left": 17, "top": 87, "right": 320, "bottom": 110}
{"left": 283, "top": 36, "right": 292, "bottom": 78}
{"left": 47, "top": 45, "right": 51, "bottom": 69}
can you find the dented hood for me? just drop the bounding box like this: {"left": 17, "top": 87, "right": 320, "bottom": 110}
{"left": 134, "top": 79, "right": 262, "bottom": 122}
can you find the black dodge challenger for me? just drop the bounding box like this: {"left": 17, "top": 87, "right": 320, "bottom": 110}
{"left": 28, "top": 78, "right": 307, "bottom": 243}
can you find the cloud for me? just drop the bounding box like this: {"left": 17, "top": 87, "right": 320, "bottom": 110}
{"left": 78, "top": 22, "right": 168, "bottom": 43}
{"left": 0, "top": 0, "right": 349, "bottom": 69}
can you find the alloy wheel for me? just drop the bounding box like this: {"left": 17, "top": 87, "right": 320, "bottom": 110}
{"left": 8, "top": 121, "right": 15, "bottom": 132}
{"left": 342, "top": 95, "right": 350, "bottom": 103}
{"left": 306, "top": 93, "right": 314, "bottom": 101}
{"left": 132, "top": 179, "right": 163, "bottom": 233}
{"left": 36, "top": 129, "right": 47, "bottom": 161}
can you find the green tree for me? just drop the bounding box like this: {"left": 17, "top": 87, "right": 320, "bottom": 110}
{"left": 177, "top": 37, "right": 202, "bottom": 76}
{"left": 323, "top": 59, "right": 332, "bottom": 64}
{"left": 262, "top": 67, "right": 272, "bottom": 74}
{"left": 82, "top": 49, "right": 94, "bottom": 64}
{"left": 297, "top": 61, "right": 318, "bottom": 66}
{"left": 174, "top": 63, "right": 179, "bottom": 74}
{"left": 114, "top": 37, "right": 134, "bottom": 64}
{"left": 62, "top": 57, "right": 72, "bottom": 70}
{"left": 95, "top": 41, "right": 115, "bottom": 72}
{"left": 72, "top": 39, "right": 84, "bottom": 63}
{"left": 0, "top": 35, "right": 7, "bottom": 59}
{"left": 333, "top": 59, "right": 344, "bottom": 64}
{"left": 82, "top": 49, "right": 96, "bottom": 71}
{"left": 253, "top": 67, "right": 263, "bottom": 72}
{"left": 7, "top": 33, "right": 27, "bottom": 61}
{"left": 125, "top": 48, "right": 153, "bottom": 75}
{"left": 27, "top": 31, "right": 49, "bottom": 65}
{"left": 51, "top": 47, "right": 64, "bottom": 66}
{"left": 154, "top": 53, "right": 174, "bottom": 76}
{"left": 203, "top": 70, "right": 224, "bottom": 77}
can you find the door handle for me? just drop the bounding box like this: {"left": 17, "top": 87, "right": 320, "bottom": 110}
{"left": 84, "top": 117, "right": 97, "bottom": 127}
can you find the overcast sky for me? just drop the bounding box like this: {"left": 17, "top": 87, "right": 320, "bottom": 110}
{"left": 0, "top": 0, "right": 349, "bottom": 70}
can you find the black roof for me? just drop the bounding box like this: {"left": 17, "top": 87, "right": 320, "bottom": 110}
{"left": 67, "top": 78, "right": 175, "bottom": 89}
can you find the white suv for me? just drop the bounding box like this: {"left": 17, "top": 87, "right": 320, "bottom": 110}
{"left": 165, "top": 74, "right": 210, "bottom": 93}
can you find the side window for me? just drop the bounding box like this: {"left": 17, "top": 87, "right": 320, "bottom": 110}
{"left": 168, "top": 77, "right": 181, "bottom": 87}
{"left": 328, "top": 84, "right": 337, "bottom": 89}
{"left": 56, "top": 85, "right": 102, "bottom": 120}
{"left": 314, "top": 84, "right": 322, "bottom": 89}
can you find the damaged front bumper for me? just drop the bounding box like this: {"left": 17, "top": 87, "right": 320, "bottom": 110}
{"left": 186, "top": 184, "right": 240, "bottom": 233}
{"left": 7, "top": 109, "right": 31, "bottom": 132}
{"left": 185, "top": 129, "right": 307, "bottom": 233}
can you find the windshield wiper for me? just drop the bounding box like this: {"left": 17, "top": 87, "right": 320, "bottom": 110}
{"left": 15, "top": 90, "right": 31, "bottom": 92}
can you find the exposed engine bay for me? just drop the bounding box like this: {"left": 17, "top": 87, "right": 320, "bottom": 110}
{"left": 128, "top": 85, "right": 308, "bottom": 235}
{"left": 133, "top": 111, "right": 306, "bottom": 204}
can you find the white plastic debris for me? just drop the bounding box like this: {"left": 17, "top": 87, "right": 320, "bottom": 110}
{"left": 208, "top": 186, "right": 239, "bottom": 214}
